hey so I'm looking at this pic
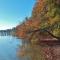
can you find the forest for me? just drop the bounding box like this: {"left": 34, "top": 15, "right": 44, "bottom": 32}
{"left": 16, "top": 0, "right": 60, "bottom": 60}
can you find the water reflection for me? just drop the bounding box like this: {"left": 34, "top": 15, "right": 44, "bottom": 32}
{"left": 0, "top": 36, "right": 21, "bottom": 60}
{"left": 18, "top": 40, "right": 45, "bottom": 60}
{"left": 19, "top": 39, "right": 60, "bottom": 60}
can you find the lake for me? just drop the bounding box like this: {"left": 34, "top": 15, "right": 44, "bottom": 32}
{"left": 0, "top": 36, "right": 21, "bottom": 60}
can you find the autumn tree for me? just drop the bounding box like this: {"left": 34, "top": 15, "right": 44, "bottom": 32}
{"left": 32, "top": 0, "right": 60, "bottom": 39}
{"left": 16, "top": 0, "right": 60, "bottom": 60}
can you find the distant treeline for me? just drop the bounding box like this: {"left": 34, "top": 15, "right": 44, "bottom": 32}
{"left": 0, "top": 27, "right": 16, "bottom": 36}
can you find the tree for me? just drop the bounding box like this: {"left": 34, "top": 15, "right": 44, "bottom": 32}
{"left": 16, "top": 0, "right": 60, "bottom": 60}
{"left": 32, "top": 0, "right": 60, "bottom": 39}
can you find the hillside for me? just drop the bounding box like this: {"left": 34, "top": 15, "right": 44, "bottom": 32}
{"left": 16, "top": 0, "right": 60, "bottom": 40}
{"left": 16, "top": 0, "right": 60, "bottom": 60}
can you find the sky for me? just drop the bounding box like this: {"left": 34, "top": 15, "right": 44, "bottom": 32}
{"left": 0, "top": 0, "right": 35, "bottom": 30}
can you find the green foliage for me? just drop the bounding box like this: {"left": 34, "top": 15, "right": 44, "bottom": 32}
{"left": 52, "top": 28, "right": 60, "bottom": 37}
{"left": 39, "top": 0, "right": 60, "bottom": 38}
{"left": 17, "top": 0, "right": 60, "bottom": 60}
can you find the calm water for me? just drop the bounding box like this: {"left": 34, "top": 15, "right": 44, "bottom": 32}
{"left": 0, "top": 36, "right": 21, "bottom": 60}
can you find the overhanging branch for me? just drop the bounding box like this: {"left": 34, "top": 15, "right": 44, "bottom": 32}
{"left": 27, "top": 29, "right": 60, "bottom": 40}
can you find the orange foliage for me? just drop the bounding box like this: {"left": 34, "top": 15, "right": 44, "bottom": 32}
{"left": 16, "top": 0, "right": 57, "bottom": 40}
{"left": 32, "top": 0, "right": 46, "bottom": 17}
{"left": 16, "top": 17, "right": 41, "bottom": 39}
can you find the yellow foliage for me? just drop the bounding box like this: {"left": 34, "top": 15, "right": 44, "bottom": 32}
{"left": 53, "top": 28, "right": 60, "bottom": 37}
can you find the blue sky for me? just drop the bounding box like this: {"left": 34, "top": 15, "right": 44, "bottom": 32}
{"left": 0, "top": 0, "right": 35, "bottom": 30}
